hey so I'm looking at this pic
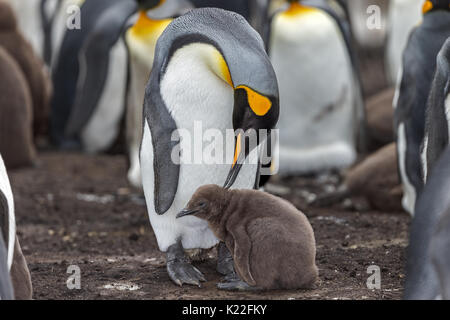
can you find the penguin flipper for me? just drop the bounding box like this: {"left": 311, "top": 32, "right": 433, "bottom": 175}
{"left": 229, "top": 227, "right": 257, "bottom": 286}
{"left": 144, "top": 94, "right": 180, "bottom": 215}
{"left": 65, "top": 0, "right": 137, "bottom": 139}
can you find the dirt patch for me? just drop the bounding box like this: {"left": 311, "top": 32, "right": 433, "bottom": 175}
{"left": 8, "top": 152, "right": 410, "bottom": 300}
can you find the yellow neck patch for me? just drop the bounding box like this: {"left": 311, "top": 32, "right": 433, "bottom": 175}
{"left": 236, "top": 85, "right": 272, "bottom": 116}
{"left": 129, "top": 11, "right": 172, "bottom": 39}
{"left": 212, "top": 50, "right": 234, "bottom": 87}
{"left": 282, "top": 2, "right": 317, "bottom": 17}
{"left": 422, "top": 0, "right": 450, "bottom": 13}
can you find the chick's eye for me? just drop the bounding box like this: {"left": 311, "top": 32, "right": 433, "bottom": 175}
{"left": 199, "top": 202, "right": 206, "bottom": 207}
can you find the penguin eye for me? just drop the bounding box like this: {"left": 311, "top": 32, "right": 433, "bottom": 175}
{"left": 198, "top": 202, "right": 207, "bottom": 208}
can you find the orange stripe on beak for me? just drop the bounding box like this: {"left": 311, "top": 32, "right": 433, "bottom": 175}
{"left": 232, "top": 133, "right": 242, "bottom": 168}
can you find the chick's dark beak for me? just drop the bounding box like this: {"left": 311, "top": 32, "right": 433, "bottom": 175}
{"left": 176, "top": 208, "right": 199, "bottom": 219}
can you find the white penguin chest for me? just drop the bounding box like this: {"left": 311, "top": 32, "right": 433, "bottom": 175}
{"left": 269, "top": 10, "right": 355, "bottom": 147}
{"left": 386, "top": 0, "right": 423, "bottom": 84}
{"left": 270, "top": 9, "right": 352, "bottom": 106}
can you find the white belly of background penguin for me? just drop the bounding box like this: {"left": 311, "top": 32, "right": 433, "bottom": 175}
{"left": 385, "top": 0, "right": 423, "bottom": 86}
{"left": 140, "top": 8, "right": 279, "bottom": 287}
{"left": 269, "top": 1, "right": 358, "bottom": 175}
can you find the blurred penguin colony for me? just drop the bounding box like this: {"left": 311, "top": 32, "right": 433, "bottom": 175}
{"left": 0, "top": 0, "right": 449, "bottom": 299}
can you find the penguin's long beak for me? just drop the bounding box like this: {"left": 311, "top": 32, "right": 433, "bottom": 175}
{"left": 176, "top": 208, "right": 199, "bottom": 219}
{"left": 224, "top": 133, "right": 245, "bottom": 189}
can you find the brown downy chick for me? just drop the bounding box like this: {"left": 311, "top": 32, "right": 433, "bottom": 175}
{"left": 0, "top": 46, "right": 36, "bottom": 168}
{"left": 312, "top": 142, "right": 402, "bottom": 212}
{"left": 0, "top": 0, "right": 52, "bottom": 139}
{"left": 177, "top": 184, "right": 318, "bottom": 291}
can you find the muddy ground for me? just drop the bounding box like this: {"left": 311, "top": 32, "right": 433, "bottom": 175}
{"left": 9, "top": 152, "right": 409, "bottom": 300}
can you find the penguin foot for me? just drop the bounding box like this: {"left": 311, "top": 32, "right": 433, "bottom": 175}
{"left": 217, "top": 279, "right": 258, "bottom": 291}
{"left": 216, "top": 242, "right": 235, "bottom": 276}
{"left": 166, "top": 241, "right": 206, "bottom": 287}
{"left": 217, "top": 270, "right": 259, "bottom": 291}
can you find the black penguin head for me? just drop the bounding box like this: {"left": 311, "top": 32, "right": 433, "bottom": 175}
{"left": 223, "top": 86, "right": 279, "bottom": 189}
{"left": 176, "top": 185, "right": 226, "bottom": 221}
{"left": 423, "top": 0, "right": 450, "bottom": 13}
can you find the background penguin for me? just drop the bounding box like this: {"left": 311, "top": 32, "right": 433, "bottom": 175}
{"left": 394, "top": 1, "right": 450, "bottom": 215}
{"left": 268, "top": 0, "right": 365, "bottom": 176}
{"left": 0, "top": 155, "right": 33, "bottom": 300}
{"left": 0, "top": 0, "right": 52, "bottom": 142}
{"left": 140, "top": 8, "right": 279, "bottom": 287}
{"left": 385, "top": 0, "right": 423, "bottom": 86}
{"left": 177, "top": 184, "right": 318, "bottom": 290}
{"left": 405, "top": 144, "right": 450, "bottom": 299}
{"left": 49, "top": 0, "right": 124, "bottom": 149}
{"left": 0, "top": 47, "right": 36, "bottom": 169}
{"left": 312, "top": 142, "right": 402, "bottom": 212}
{"left": 421, "top": 38, "right": 450, "bottom": 183}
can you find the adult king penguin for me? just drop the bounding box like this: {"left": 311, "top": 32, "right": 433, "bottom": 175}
{"left": 421, "top": 38, "right": 450, "bottom": 184}
{"left": 50, "top": 0, "right": 124, "bottom": 150}
{"left": 394, "top": 0, "right": 450, "bottom": 215}
{"left": 140, "top": 8, "right": 279, "bottom": 287}
{"left": 405, "top": 39, "right": 450, "bottom": 300}
{"left": 268, "top": 0, "right": 365, "bottom": 176}
{"left": 405, "top": 144, "right": 450, "bottom": 299}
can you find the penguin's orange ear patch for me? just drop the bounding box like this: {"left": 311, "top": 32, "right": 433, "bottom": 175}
{"left": 236, "top": 86, "right": 272, "bottom": 116}
{"left": 422, "top": 0, "right": 433, "bottom": 13}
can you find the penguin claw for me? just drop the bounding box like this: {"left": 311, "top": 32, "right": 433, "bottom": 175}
{"left": 167, "top": 259, "right": 206, "bottom": 287}
{"left": 166, "top": 241, "right": 206, "bottom": 287}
